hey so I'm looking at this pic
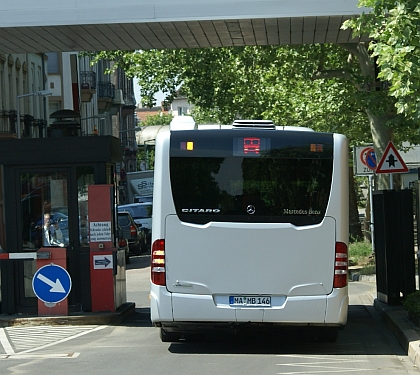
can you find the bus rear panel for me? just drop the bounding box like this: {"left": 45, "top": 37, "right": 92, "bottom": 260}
{"left": 150, "top": 124, "right": 349, "bottom": 342}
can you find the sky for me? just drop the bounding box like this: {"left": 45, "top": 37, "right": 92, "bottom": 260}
{"left": 133, "top": 80, "right": 166, "bottom": 107}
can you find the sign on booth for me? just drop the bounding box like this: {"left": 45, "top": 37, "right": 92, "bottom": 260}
{"left": 89, "top": 221, "right": 112, "bottom": 242}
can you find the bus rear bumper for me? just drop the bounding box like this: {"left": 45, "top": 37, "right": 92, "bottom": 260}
{"left": 150, "top": 285, "right": 348, "bottom": 327}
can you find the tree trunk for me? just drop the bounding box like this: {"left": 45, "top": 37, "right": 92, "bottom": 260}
{"left": 365, "top": 109, "right": 392, "bottom": 189}
{"left": 364, "top": 189, "right": 372, "bottom": 242}
{"left": 339, "top": 42, "right": 393, "bottom": 190}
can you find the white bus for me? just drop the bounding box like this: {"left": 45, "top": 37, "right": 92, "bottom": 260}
{"left": 150, "top": 118, "right": 349, "bottom": 342}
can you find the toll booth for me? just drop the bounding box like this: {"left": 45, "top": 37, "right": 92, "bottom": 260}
{"left": 0, "top": 135, "right": 122, "bottom": 315}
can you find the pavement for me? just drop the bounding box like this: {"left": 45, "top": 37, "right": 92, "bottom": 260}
{"left": 356, "top": 273, "right": 420, "bottom": 369}
{"left": 0, "top": 302, "right": 136, "bottom": 328}
{"left": 1, "top": 271, "right": 420, "bottom": 369}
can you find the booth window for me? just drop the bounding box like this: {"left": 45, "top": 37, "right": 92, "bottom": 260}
{"left": 77, "top": 166, "right": 94, "bottom": 246}
{"left": 20, "top": 171, "right": 68, "bottom": 297}
{"left": 21, "top": 172, "right": 68, "bottom": 249}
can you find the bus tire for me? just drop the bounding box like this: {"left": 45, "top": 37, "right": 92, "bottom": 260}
{"left": 321, "top": 327, "right": 338, "bottom": 342}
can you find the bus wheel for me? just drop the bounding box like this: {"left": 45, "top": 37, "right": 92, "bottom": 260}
{"left": 160, "top": 328, "right": 181, "bottom": 342}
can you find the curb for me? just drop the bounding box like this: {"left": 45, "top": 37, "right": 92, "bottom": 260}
{"left": 356, "top": 277, "right": 420, "bottom": 370}
{"left": 352, "top": 275, "right": 420, "bottom": 368}
{"left": 0, "top": 302, "right": 136, "bottom": 328}
{"left": 373, "top": 298, "right": 420, "bottom": 369}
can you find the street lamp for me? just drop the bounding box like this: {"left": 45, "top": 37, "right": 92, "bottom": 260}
{"left": 16, "top": 90, "right": 52, "bottom": 139}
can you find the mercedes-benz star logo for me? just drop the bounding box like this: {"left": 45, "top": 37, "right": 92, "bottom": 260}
{"left": 246, "top": 205, "right": 256, "bottom": 215}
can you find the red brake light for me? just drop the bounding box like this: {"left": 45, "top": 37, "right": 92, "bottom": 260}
{"left": 334, "top": 242, "right": 348, "bottom": 288}
{"left": 118, "top": 238, "right": 127, "bottom": 247}
{"left": 130, "top": 225, "right": 137, "bottom": 237}
{"left": 151, "top": 239, "right": 166, "bottom": 286}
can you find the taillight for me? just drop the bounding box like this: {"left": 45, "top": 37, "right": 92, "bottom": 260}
{"left": 118, "top": 238, "right": 127, "bottom": 248}
{"left": 151, "top": 239, "right": 166, "bottom": 286}
{"left": 334, "top": 242, "right": 348, "bottom": 288}
{"left": 130, "top": 225, "right": 137, "bottom": 237}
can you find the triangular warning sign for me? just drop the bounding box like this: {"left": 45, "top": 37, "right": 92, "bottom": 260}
{"left": 375, "top": 141, "right": 409, "bottom": 174}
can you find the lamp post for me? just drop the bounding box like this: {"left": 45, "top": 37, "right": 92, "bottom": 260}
{"left": 16, "top": 90, "right": 52, "bottom": 139}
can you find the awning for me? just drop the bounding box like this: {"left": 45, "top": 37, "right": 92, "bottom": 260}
{"left": 136, "top": 125, "right": 169, "bottom": 146}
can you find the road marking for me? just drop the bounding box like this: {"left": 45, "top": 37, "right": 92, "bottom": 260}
{"left": 0, "top": 325, "right": 107, "bottom": 359}
{"left": 276, "top": 355, "right": 373, "bottom": 374}
{"left": 1, "top": 353, "right": 80, "bottom": 359}
{"left": 0, "top": 328, "right": 15, "bottom": 355}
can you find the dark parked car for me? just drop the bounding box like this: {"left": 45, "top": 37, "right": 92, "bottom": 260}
{"left": 117, "top": 211, "right": 146, "bottom": 255}
{"left": 118, "top": 203, "right": 152, "bottom": 250}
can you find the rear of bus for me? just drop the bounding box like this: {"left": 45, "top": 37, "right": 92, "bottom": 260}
{"left": 150, "top": 121, "right": 349, "bottom": 342}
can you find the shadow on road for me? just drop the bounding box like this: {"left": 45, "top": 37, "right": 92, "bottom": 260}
{"left": 126, "top": 254, "right": 150, "bottom": 270}
{"left": 155, "top": 304, "right": 406, "bottom": 356}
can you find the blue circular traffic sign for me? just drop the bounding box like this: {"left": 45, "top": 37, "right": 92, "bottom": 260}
{"left": 366, "top": 149, "right": 377, "bottom": 170}
{"left": 32, "top": 264, "right": 72, "bottom": 304}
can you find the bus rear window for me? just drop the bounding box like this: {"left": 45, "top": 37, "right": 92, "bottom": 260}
{"left": 170, "top": 130, "right": 334, "bottom": 226}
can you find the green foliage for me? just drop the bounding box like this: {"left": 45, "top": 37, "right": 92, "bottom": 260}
{"left": 137, "top": 148, "right": 155, "bottom": 170}
{"left": 141, "top": 113, "right": 173, "bottom": 126}
{"left": 403, "top": 290, "right": 420, "bottom": 318}
{"left": 88, "top": 42, "right": 419, "bottom": 146}
{"left": 349, "top": 240, "right": 372, "bottom": 262}
{"left": 344, "top": 1, "right": 420, "bottom": 122}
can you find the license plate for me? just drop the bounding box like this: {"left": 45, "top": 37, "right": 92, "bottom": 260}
{"left": 229, "top": 296, "right": 271, "bottom": 307}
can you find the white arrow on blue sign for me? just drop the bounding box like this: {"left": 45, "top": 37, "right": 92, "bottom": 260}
{"left": 32, "top": 264, "right": 72, "bottom": 304}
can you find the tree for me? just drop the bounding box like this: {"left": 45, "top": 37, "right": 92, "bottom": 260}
{"left": 89, "top": 45, "right": 415, "bottom": 143}
{"left": 89, "top": 42, "right": 418, "bottom": 190}
{"left": 141, "top": 112, "right": 173, "bottom": 126}
{"left": 344, "top": 1, "right": 420, "bottom": 122}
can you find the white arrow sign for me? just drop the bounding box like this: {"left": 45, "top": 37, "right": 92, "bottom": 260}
{"left": 33, "top": 264, "right": 72, "bottom": 304}
{"left": 36, "top": 273, "right": 66, "bottom": 293}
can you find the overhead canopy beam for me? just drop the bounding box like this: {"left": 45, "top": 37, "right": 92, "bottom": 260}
{"left": 0, "top": 1, "right": 370, "bottom": 53}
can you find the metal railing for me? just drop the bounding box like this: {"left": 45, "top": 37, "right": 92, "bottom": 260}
{"left": 80, "top": 71, "right": 97, "bottom": 90}
{"left": 97, "top": 82, "right": 115, "bottom": 99}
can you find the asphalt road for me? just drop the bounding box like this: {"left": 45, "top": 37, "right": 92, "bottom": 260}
{"left": 0, "top": 256, "right": 418, "bottom": 375}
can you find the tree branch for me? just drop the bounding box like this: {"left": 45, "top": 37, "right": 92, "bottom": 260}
{"left": 312, "top": 69, "right": 362, "bottom": 91}
{"left": 312, "top": 69, "right": 353, "bottom": 81}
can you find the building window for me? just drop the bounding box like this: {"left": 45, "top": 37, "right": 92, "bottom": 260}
{"left": 46, "top": 52, "right": 60, "bottom": 74}
{"left": 178, "top": 107, "right": 188, "bottom": 116}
